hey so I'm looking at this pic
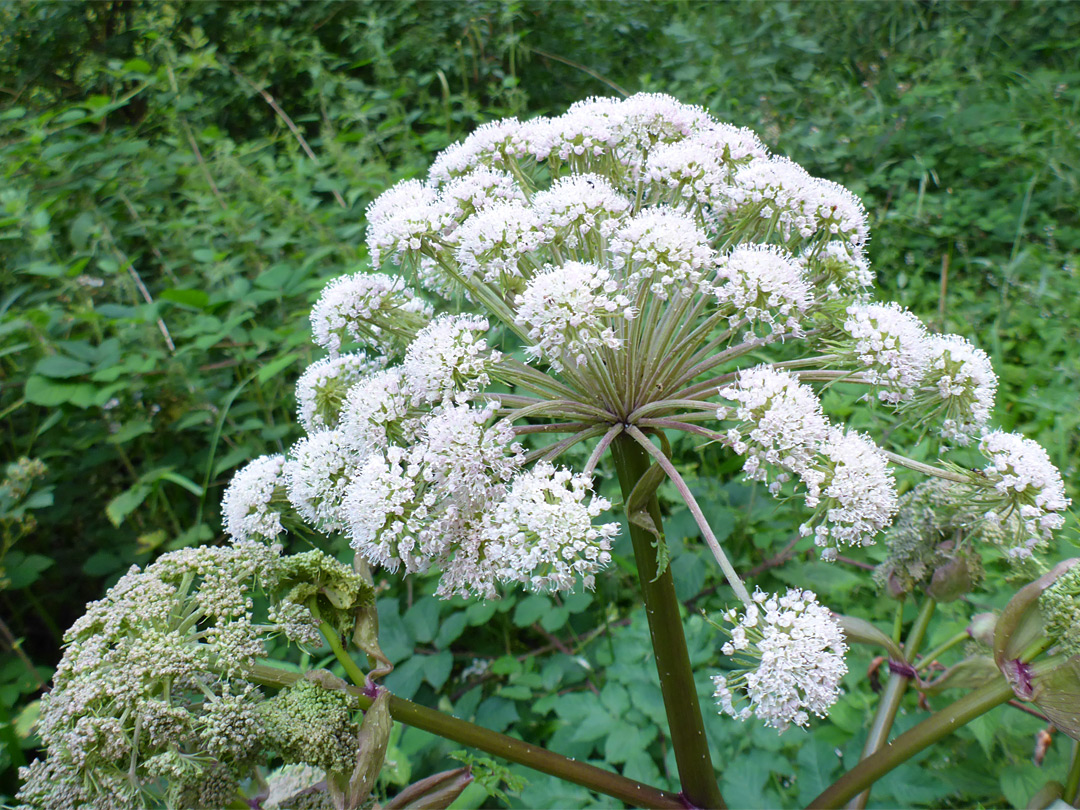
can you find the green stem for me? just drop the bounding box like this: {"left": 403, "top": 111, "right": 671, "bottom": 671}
{"left": 1065, "top": 740, "right": 1080, "bottom": 806}
{"left": 249, "top": 664, "right": 683, "bottom": 809}
{"left": 318, "top": 619, "right": 368, "bottom": 686}
{"left": 610, "top": 434, "right": 727, "bottom": 810}
{"left": 917, "top": 630, "right": 970, "bottom": 673}
{"left": 847, "top": 598, "right": 936, "bottom": 810}
{"left": 810, "top": 676, "right": 1014, "bottom": 809}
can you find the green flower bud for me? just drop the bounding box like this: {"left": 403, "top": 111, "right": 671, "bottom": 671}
{"left": 260, "top": 677, "right": 360, "bottom": 774}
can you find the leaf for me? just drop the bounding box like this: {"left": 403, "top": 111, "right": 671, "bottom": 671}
{"left": 603, "top": 721, "right": 644, "bottom": 763}
{"left": 257, "top": 350, "right": 301, "bottom": 383}
{"left": 539, "top": 606, "right": 569, "bottom": 632}
{"left": 796, "top": 737, "right": 840, "bottom": 806}
{"left": 330, "top": 689, "right": 391, "bottom": 810}
{"left": 23, "top": 375, "right": 95, "bottom": 407}
{"left": 836, "top": 614, "right": 905, "bottom": 660}
{"left": 434, "top": 611, "right": 468, "bottom": 649}
{"left": 626, "top": 461, "right": 666, "bottom": 540}
{"left": 159, "top": 288, "right": 210, "bottom": 310}
{"left": 423, "top": 651, "right": 453, "bottom": 690}
{"left": 2, "top": 552, "right": 54, "bottom": 589}
{"left": 512, "top": 595, "right": 550, "bottom": 627}
{"left": 106, "top": 484, "right": 151, "bottom": 527}
{"left": 404, "top": 597, "right": 441, "bottom": 644}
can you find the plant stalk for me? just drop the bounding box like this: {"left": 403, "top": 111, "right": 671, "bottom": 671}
{"left": 846, "top": 598, "right": 936, "bottom": 809}
{"left": 810, "top": 676, "right": 1013, "bottom": 809}
{"left": 1065, "top": 740, "right": 1080, "bottom": 806}
{"left": 610, "top": 433, "right": 727, "bottom": 809}
{"left": 250, "top": 664, "right": 683, "bottom": 809}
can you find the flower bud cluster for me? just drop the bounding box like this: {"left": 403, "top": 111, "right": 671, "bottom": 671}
{"left": 16, "top": 543, "right": 362, "bottom": 809}
{"left": 875, "top": 479, "right": 1004, "bottom": 600}
{"left": 712, "top": 588, "right": 848, "bottom": 731}
{"left": 1040, "top": 564, "right": 1080, "bottom": 657}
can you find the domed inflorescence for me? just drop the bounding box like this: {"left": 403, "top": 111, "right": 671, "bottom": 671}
{"left": 712, "top": 588, "right": 848, "bottom": 732}
{"left": 216, "top": 92, "right": 1068, "bottom": 731}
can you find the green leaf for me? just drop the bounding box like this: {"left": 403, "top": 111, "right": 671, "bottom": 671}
{"left": 796, "top": 738, "right": 840, "bottom": 806}
{"left": 423, "top": 651, "right": 453, "bottom": 690}
{"left": 159, "top": 288, "right": 210, "bottom": 310}
{"left": 465, "top": 600, "right": 498, "bottom": 626}
{"left": 23, "top": 375, "right": 95, "bottom": 407}
{"left": 106, "top": 484, "right": 151, "bottom": 527}
{"left": 512, "top": 594, "right": 551, "bottom": 627}
{"left": 2, "top": 552, "right": 54, "bottom": 589}
{"left": 538, "top": 606, "right": 569, "bottom": 633}
{"left": 604, "top": 721, "right": 646, "bottom": 763}
{"left": 257, "top": 351, "right": 301, "bottom": 383}
{"left": 404, "top": 597, "right": 440, "bottom": 644}
{"left": 434, "top": 611, "right": 468, "bottom": 649}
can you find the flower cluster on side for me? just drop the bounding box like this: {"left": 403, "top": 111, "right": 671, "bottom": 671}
{"left": 16, "top": 544, "right": 365, "bottom": 809}
{"left": 712, "top": 588, "right": 848, "bottom": 732}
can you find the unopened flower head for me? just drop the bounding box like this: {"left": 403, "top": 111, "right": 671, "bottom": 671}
{"left": 296, "top": 352, "right": 385, "bottom": 433}
{"left": 517, "top": 261, "right": 636, "bottom": 371}
{"left": 223, "top": 454, "right": 289, "bottom": 543}
{"left": 978, "top": 430, "right": 1070, "bottom": 555}
{"left": 338, "top": 367, "right": 414, "bottom": 451}
{"left": 714, "top": 244, "right": 814, "bottom": 335}
{"left": 1040, "top": 564, "right": 1080, "bottom": 657}
{"left": 17, "top": 543, "right": 358, "bottom": 809}
{"left": 310, "top": 273, "right": 432, "bottom": 358}
{"left": 712, "top": 588, "right": 848, "bottom": 731}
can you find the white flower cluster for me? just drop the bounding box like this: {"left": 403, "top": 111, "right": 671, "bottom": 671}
{"left": 911, "top": 334, "right": 997, "bottom": 445}
{"left": 517, "top": 261, "right": 636, "bottom": 371}
{"left": 713, "top": 244, "right": 814, "bottom": 335}
{"left": 296, "top": 351, "right": 385, "bottom": 433}
{"left": 222, "top": 453, "right": 288, "bottom": 542}
{"left": 979, "top": 430, "right": 1071, "bottom": 556}
{"left": 482, "top": 462, "right": 618, "bottom": 592}
{"left": 840, "top": 301, "right": 930, "bottom": 404}
{"left": 310, "top": 272, "right": 433, "bottom": 358}
{"left": 712, "top": 588, "right": 848, "bottom": 731}
{"left": 721, "top": 367, "right": 897, "bottom": 558}
{"left": 721, "top": 156, "right": 869, "bottom": 249}
{"left": 800, "top": 428, "right": 898, "bottom": 561}
{"left": 403, "top": 314, "right": 500, "bottom": 404}
{"left": 610, "top": 208, "right": 716, "bottom": 299}
{"left": 17, "top": 544, "right": 362, "bottom": 809}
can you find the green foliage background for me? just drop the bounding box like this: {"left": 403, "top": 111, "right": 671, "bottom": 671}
{"left": 1, "top": 2, "right": 1079, "bottom": 807}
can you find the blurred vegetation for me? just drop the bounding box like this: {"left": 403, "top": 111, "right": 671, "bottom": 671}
{"left": 1, "top": 1, "right": 1078, "bottom": 807}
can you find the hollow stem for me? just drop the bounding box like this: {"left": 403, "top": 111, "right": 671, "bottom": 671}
{"left": 249, "top": 664, "right": 683, "bottom": 809}
{"left": 610, "top": 433, "right": 727, "bottom": 809}
{"left": 846, "top": 598, "right": 936, "bottom": 809}
{"left": 810, "top": 676, "right": 1013, "bottom": 809}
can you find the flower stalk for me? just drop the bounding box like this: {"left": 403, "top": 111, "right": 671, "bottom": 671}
{"left": 846, "top": 597, "right": 936, "bottom": 809}
{"left": 249, "top": 664, "right": 684, "bottom": 809}
{"left": 610, "top": 433, "right": 727, "bottom": 810}
{"left": 811, "top": 675, "right": 1014, "bottom": 809}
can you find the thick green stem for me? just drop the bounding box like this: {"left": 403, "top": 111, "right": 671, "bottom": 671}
{"left": 610, "top": 433, "right": 727, "bottom": 810}
{"left": 250, "top": 664, "right": 682, "bottom": 809}
{"left": 847, "top": 598, "right": 936, "bottom": 810}
{"left": 810, "top": 676, "right": 1014, "bottom": 809}
{"left": 1065, "top": 740, "right": 1080, "bottom": 806}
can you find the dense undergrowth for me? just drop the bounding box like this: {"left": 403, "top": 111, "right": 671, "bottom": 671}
{"left": 1, "top": 2, "right": 1079, "bottom": 806}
